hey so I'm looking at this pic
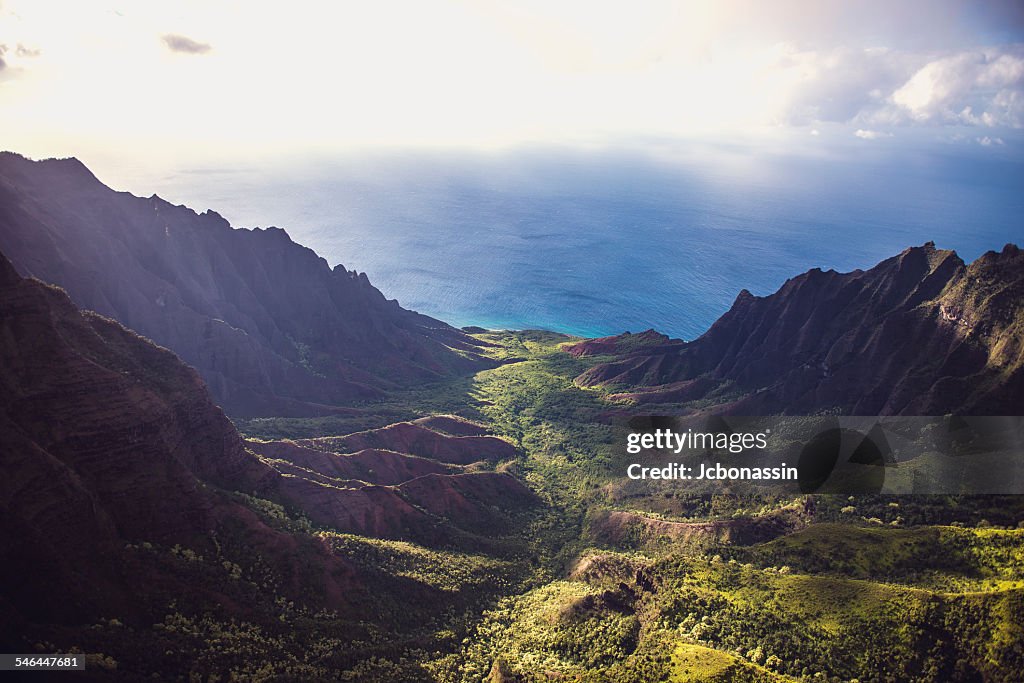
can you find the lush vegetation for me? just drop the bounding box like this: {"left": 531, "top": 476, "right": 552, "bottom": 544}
{"left": 34, "top": 331, "right": 1024, "bottom": 681}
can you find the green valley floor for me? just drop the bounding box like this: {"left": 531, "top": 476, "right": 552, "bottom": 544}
{"left": 55, "top": 331, "right": 1024, "bottom": 681}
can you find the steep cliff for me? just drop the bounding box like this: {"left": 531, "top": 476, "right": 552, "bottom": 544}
{"left": 574, "top": 243, "right": 1024, "bottom": 415}
{"left": 0, "top": 249, "right": 533, "bottom": 642}
{"left": 0, "top": 249, "right": 362, "bottom": 633}
{"left": 0, "top": 152, "right": 492, "bottom": 416}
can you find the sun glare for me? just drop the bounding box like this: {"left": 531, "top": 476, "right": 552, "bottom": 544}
{"left": 0, "top": 0, "right": 832, "bottom": 159}
{"left": 1, "top": 0, "right": 1021, "bottom": 161}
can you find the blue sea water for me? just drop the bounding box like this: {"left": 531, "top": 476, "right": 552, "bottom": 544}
{"left": 116, "top": 141, "right": 1023, "bottom": 340}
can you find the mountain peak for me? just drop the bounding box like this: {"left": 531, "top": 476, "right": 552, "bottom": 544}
{"left": 0, "top": 151, "right": 100, "bottom": 185}
{"left": 574, "top": 243, "right": 1023, "bottom": 414}
{"left": 986, "top": 242, "right": 1023, "bottom": 261}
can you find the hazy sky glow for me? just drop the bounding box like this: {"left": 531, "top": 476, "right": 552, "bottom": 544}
{"left": 1, "top": 0, "right": 1023, "bottom": 163}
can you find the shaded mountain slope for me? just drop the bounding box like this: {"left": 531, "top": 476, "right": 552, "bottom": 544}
{"left": 249, "top": 419, "right": 535, "bottom": 537}
{"left": 0, "top": 152, "right": 492, "bottom": 417}
{"left": 291, "top": 421, "right": 520, "bottom": 465}
{"left": 412, "top": 414, "right": 492, "bottom": 436}
{"left": 0, "top": 249, "right": 362, "bottom": 635}
{"left": 574, "top": 243, "right": 1024, "bottom": 414}
{"left": 0, "top": 249, "right": 534, "bottom": 643}
{"left": 249, "top": 440, "right": 460, "bottom": 486}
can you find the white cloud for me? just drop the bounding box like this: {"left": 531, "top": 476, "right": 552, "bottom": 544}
{"left": 770, "top": 44, "right": 1024, "bottom": 133}
{"left": 976, "top": 135, "right": 1005, "bottom": 145}
{"left": 890, "top": 48, "right": 1024, "bottom": 127}
{"left": 771, "top": 45, "right": 917, "bottom": 126}
{"left": 854, "top": 129, "right": 892, "bottom": 139}
{"left": 0, "top": 41, "right": 37, "bottom": 81}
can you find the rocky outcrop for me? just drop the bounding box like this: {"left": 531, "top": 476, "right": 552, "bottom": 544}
{"left": 585, "top": 506, "right": 810, "bottom": 550}
{"left": 0, "top": 152, "right": 493, "bottom": 416}
{"left": 565, "top": 329, "right": 682, "bottom": 359}
{"left": 575, "top": 243, "right": 1024, "bottom": 415}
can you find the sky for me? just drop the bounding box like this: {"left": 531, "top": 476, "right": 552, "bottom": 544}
{"left": 1, "top": 0, "right": 1023, "bottom": 164}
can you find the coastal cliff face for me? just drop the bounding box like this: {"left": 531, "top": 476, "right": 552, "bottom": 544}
{"left": 0, "top": 152, "right": 492, "bottom": 417}
{"left": 570, "top": 242, "right": 1024, "bottom": 414}
{"left": 0, "top": 249, "right": 360, "bottom": 630}
{"left": 0, "top": 249, "right": 532, "bottom": 639}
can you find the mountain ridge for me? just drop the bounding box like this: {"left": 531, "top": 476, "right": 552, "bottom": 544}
{"left": 0, "top": 246, "right": 361, "bottom": 631}
{"left": 0, "top": 151, "right": 493, "bottom": 417}
{"left": 0, "top": 245, "right": 535, "bottom": 644}
{"left": 570, "top": 241, "right": 1024, "bottom": 414}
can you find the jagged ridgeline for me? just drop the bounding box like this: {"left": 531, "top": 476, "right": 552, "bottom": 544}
{"left": 0, "top": 152, "right": 494, "bottom": 417}
{"left": 569, "top": 242, "right": 1024, "bottom": 415}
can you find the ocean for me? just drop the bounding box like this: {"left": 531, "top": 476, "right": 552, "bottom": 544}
{"left": 104, "top": 141, "right": 1023, "bottom": 340}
